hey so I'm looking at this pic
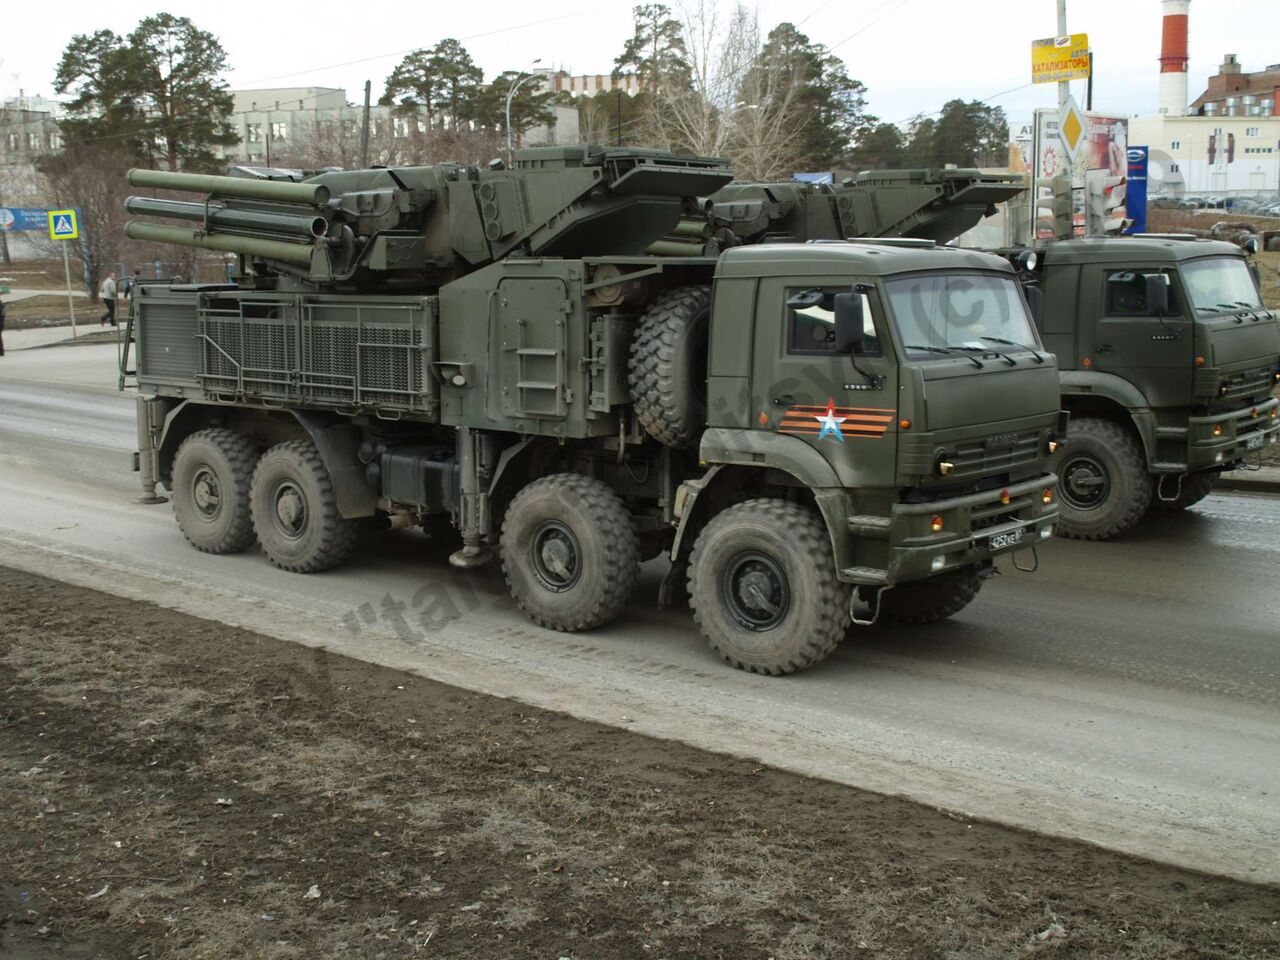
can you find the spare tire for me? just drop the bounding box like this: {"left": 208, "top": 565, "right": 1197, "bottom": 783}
{"left": 629, "top": 285, "right": 712, "bottom": 448}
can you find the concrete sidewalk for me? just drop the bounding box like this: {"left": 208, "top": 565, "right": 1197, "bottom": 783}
{"left": 3, "top": 324, "right": 120, "bottom": 350}
{"left": 1218, "top": 462, "right": 1280, "bottom": 494}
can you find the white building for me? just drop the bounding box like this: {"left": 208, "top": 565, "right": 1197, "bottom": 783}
{"left": 1129, "top": 113, "right": 1279, "bottom": 196}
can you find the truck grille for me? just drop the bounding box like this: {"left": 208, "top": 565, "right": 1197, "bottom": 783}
{"left": 1198, "top": 364, "right": 1275, "bottom": 404}
{"left": 945, "top": 430, "right": 1043, "bottom": 480}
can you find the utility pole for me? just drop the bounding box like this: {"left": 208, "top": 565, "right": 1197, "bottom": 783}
{"left": 506, "top": 59, "right": 543, "bottom": 164}
{"left": 616, "top": 92, "right": 622, "bottom": 147}
{"left": 1057, "top": 0, "right": 1072, "bottom": 182}
{"left": 360, "top": 80, "right": 371, "bottom": 169}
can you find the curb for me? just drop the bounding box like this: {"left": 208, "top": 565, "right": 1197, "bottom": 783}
{"left": 1217, "top": 474, "right": 1280, "bottom": 495}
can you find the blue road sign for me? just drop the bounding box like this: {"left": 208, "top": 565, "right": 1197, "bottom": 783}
{"left": 1124, "top": 146, "right": 1149, "bottom": 235}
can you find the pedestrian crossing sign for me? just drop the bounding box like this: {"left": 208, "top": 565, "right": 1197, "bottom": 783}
{"left": 48, "top": 209, "right": 78, "bottom": 240}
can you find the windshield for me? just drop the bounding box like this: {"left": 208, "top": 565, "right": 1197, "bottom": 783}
{"left": 883, "top": 274, "right": 1039, "bottom": 356}
{"left": 1179, "top": 257, "right": 1262, "bottom": 312}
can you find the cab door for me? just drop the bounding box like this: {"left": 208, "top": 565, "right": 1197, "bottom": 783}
{"left": 750, "top": 277, "right": 898, "bottom": 456}
{"left": 1090, "top": 265, "right": 1193, "bottom": 406}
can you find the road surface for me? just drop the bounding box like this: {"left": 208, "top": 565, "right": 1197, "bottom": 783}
{"left": 1, "top": 343, "right": 1278, "bottom": 882}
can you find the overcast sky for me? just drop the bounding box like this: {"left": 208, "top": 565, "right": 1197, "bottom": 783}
{"left": 2, "top": 0, "right": 1275, "bottom": 127}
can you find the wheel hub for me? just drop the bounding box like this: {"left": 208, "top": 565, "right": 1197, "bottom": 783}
{"left": 191, "top": 468, "right": 221, "bottom": 520}
{"left": 531, "top": 521, "right": 582, "bottom": 592}
{"left": 272, "top": 481, "right": 308, "bottom": 540}
{"left": 722, "top": 552, "right": 790, "bottom": 631}
{"left": 1061, "top": 455, "right": 1110, "bottom": 510}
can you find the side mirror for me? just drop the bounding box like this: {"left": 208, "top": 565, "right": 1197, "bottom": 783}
{"left": 833, "top": 292, "right": 865, "bottom": 354}
{"left": 1144, "top": 274, "right": 1169, "bottom": 317}
{"left": 1024, "top": 283, "right": 1046, "bottom": 330}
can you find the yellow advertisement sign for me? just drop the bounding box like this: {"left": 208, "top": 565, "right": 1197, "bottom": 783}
{"left": 1031, "top": 33, "right": 1090, "bottom": 84}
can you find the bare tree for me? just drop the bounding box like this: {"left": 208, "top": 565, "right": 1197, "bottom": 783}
{"left": 629, "top": 0, "right": 809, "bottom": 175}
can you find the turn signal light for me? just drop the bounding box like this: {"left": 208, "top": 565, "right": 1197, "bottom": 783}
{"left": 1082, "top": 357, "right": 1092, "bottom": 368}
{"left": 1000, "top": 489, "right": 1011, "bottom": 505}
{"left": 1042, "top": 488, "right": 1054, "bottom": 504}
{"left": 930, "top": 515, "right": 944, "bottom": 533}
{"left": 1275, "top": 372, "right": 1280, "bottom": 382}
{"left": 899, "top": 419, "right": 912, "bottom": 430}
{"left": 1195, "top": 356, "right": 1206, "bottom": 368}
{"left": 1253, "top": 408, "right": 1260, "bottom": 418}
{"left": 1272, "top": 409, "right": 1279, "bottom": 420}
{"left": 937, "top": 460, "right": 955, "bottom": 476}
{"left": 1219, "top": 384, "right": 1229, "bottom": 396}
{"left": 1047, "top": 439, "right": 1060, "bottom": 454}
{"left": 1213, "top": 424, "right": 1223, "bottom": 437}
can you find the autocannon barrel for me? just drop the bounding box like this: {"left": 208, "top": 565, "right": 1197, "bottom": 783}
{"left": 124, "top": 221, "right": 315, "bottom": 265}
{"left": 125, "top": 196, "right": 328, "bottom": 239}
{"left": 128, "top": 168, "right": 330, "bottom": 207}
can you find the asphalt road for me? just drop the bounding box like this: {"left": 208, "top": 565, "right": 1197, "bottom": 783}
{"left": 1, "top": 343, "right": 1278, "bottom": 883}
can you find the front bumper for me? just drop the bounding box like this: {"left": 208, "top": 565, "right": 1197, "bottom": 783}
{"left": 1184, "top": 397, "right": 1280, "bottom": 473}
{"left": 841, "top": 472, "right": 1059, "bottom": 586}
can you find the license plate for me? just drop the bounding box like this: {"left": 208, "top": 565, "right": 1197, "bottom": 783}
{"left": 989, "top": 528, "right": 1025, "bottom": 550}
{"left": 1245, "top": 434, "right": 1265, "bottom": 450}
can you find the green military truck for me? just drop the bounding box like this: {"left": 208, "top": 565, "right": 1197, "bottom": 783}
{"left": 1012, "top": 236, "right": 1279, "bottom": 539}
{"left": 120, "top": 147, "right": 1062, "bottom": 674}
{"left": 691, "top": 170, "right": 1280, "bottom": 539}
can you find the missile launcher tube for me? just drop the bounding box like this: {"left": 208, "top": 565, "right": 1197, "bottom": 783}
{"left": 124, "top": 221, "right": 315, "bottom": 265}
{"left": 128, "top": 168, "right": 330, "bottom": 207}
{"left": 125, "top": 196, "right": 328, "bottom": 239}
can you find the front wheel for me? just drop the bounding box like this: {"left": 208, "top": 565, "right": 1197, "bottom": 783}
{"left": 250, "top": 441, "right": 357, "bottom": 573}
{"left": 875, "top": 566, "right": 983, "bottom": 623}
{"left": 1054, "top": 418, "right": 1151, "bottom": 540}
{"left": 500, "top": 474, "right": 640, "bottom": 632}
{"left": 689, "top": 499, "right": 847, "bottom": 675}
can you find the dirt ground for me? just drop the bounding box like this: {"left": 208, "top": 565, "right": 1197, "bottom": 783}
{"left": 1, "top": 296, "right": 83, "bottom": 329}
{"left": 2, "top": 568, "right": 1278, "bottom": 959}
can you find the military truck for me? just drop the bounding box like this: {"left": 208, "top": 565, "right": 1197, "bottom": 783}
{"left": 1009, "top": 235, "right": 1279, "bottom": 539}
{"left": 120, "top": 146, "right": 1062, "bottom": 675}
{"left": 689, "top": 169, "right": 1280, "bottom": 539}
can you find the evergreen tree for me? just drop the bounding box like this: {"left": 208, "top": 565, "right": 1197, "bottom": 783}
{"left": 54, "top": 14, "right": 236, "bottom": 170}
{"left": 615, "top": 4, "right": 692, "bottom": 93}
{"left": 383, "top": 39, "right": 484, "bottom": 130}
{"left": 752, "top": 23, "right": 870, "bottom": 171}
{"left": 847, "top": 122, "right": 905, "bottom": 171}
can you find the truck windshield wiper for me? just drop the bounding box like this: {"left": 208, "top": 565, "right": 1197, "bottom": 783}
{"left": 979, "top": 336, "right": 1046, "bottom": 364}
{"left": 904, "top": 344, "right": 984, "bottom": 369}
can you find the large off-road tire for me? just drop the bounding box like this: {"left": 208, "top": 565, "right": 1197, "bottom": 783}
{"left": 1150, "top": 471, "right": 1216, "bottom": 511}
{"left": 501, "top": 473, "right": 640, "bottom": 632}
{"left": 689, "top": 499, "right": 847, "bottom": 675}
{"left": 628, "top": 285, "right": 712, "bottom": 448}
{"left": 170, "top": 428, "right": 259, "bottom": 555}
{"left": 250, "top": 440, "right": 357, "bottom": 573}
{"left": 1055, "top": 417, "right": 1151, "bottom": 540}
{"left": 876, "top": 565, "right": 983, "bottom": 624}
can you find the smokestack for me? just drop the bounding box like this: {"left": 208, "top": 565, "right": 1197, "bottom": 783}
{"left": 1158, "top": 0, "right": 1190, "bottom": 116}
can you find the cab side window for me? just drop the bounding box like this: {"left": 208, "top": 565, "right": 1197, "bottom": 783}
{"left": 1105, "top": 270, "right": 1180, "bottom": 316}
{"left": 785, "top": 287, "right": 882, "bottom": 356}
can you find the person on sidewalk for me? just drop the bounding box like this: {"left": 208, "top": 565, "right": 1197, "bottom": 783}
{"left": 0, "top": 294, "right": 6, "bottom": 357}
{"left": 99, "top": 272, "right": 118, "bottom": 327}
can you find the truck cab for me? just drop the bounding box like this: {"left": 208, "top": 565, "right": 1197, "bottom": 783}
{"left": 1032, "top": 236, "right": 1280, "bottom": 539}
{"left": 674, "top": 241, "right": 1062, "bottom": 659}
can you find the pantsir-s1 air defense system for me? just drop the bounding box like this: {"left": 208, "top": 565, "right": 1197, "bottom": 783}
{"left": 122, "top": 146, "right": 1063, "bottom": 674}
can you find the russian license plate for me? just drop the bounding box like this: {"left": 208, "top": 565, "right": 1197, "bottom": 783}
{"left": 989, "top": 528, "right": 1025, "bottom": 550}
{"left": 1245, "top": 434, "right": 1265, "bottom": 450}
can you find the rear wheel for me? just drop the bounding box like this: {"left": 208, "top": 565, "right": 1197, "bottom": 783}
{"left": 501, "top": 474, "right": 640, "bottom": 631}
{"left": 170, "top": 428, "right": 259, "bottom": 554}
{"left": 1055, "top": 418, "right": 1151, "bottom": 540}
{"left": 250, "top": 441, "right": 357, "bottom": 573}
{"left": 876, "top": 566, "right": 983, "bottom": 623}
{"left": 1150, "top": 471, "right": 1216, "bottom": 511}
{"left": 689, "top": 499, "right": 847, "bottom": 675}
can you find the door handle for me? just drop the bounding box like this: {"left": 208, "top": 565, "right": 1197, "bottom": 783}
{"left": 772, "top": 394, "right": 795, "bottom": 406}
{"left": 1095, "top": 343, "right": 1113, "bottom": 354}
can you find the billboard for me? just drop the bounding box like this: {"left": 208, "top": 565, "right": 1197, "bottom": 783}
{"left": 1031, "top": 34, "right": 1090, "bottom": 84}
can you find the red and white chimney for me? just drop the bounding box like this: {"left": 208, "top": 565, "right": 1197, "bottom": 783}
{"left": 1158, "top": 0, "right": 1190, "bottom": 116}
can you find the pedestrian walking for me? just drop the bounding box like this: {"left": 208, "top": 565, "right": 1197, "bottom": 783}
{"left": 99, "top": 271, "right": 118, "bottom": 327}
{"left": 0, "top": 294, "right": 6, "bottom": 357}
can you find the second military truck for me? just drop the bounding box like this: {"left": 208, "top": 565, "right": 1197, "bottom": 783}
{"left": 122, "top": 147, "right": 1062, "bottom": 674}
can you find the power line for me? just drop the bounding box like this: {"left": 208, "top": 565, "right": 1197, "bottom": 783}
{"left": 238, "top": 3, "right": 635, "bottom": 88}
{"left": 830, "top": 0, "right": 915, "bottom": 51}
{"left": 798, "top": 0, "right": 899, "bottom": 31}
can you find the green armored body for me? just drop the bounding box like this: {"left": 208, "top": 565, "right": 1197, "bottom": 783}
{"left": 123, "top": 146, "right": 1062, "bottom": 674}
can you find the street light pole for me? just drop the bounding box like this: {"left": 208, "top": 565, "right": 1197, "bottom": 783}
{"left": 506, "top": 59, "right": 543, "bottom": 165}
